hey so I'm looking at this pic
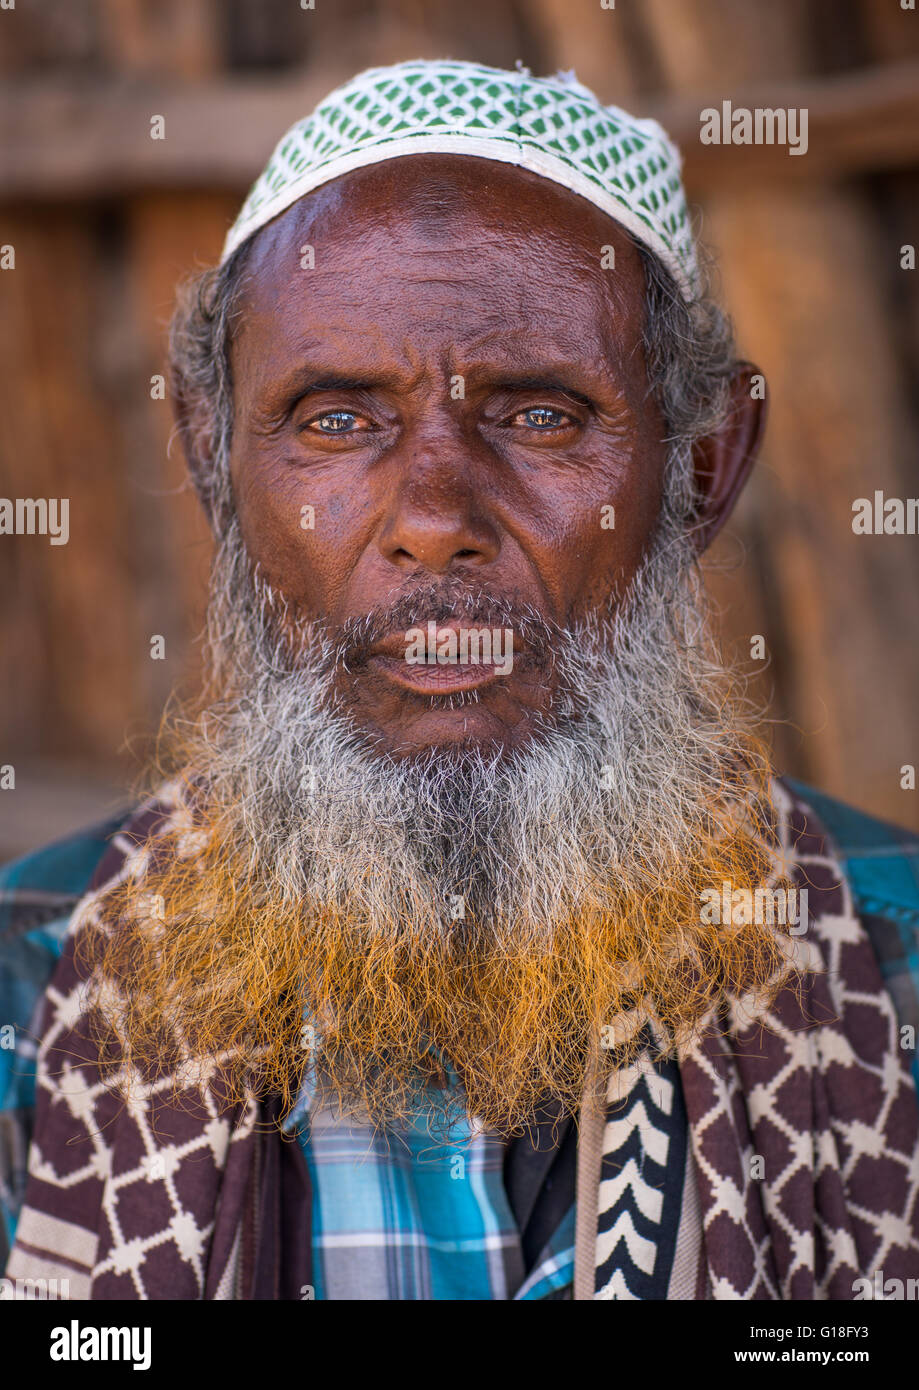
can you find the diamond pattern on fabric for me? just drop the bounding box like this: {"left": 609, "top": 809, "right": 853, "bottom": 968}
{"left": 678, "top": 780, "right": 919, "bottom": 1299}
{"left": 4, "top": 791, "right": 259, "bottom": 1300}
{"left": 221, "top": 60, "right": 699, "bottom": 298}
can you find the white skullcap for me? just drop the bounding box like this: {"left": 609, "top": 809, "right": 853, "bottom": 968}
{"left": 221, "top": 58, "right": 699, "bottom": 299}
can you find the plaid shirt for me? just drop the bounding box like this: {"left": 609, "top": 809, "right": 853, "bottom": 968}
{"left": 282, "top": 1072, "right": 575, "bottom": 1299}
{"left": 3, "top": 778, "right": 919, "bottom": 1293}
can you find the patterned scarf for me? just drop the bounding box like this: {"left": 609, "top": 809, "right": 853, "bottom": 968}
{"left": 8, "top": 779, "right": 919, "bottom": 1298}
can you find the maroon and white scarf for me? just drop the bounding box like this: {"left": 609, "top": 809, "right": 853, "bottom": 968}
{"left": 8, "top": 778, "right": 919, "bottom": 1299}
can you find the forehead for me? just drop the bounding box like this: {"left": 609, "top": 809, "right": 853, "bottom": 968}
{"left": 231, "top": 154, "right": 648, "bottom": 382}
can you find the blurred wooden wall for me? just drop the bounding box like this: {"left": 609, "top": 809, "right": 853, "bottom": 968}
{"left": 1, "top": 0, "right": 918, "bottom": 856}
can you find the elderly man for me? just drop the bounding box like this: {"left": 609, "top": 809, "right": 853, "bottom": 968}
{"left": 2, "top": 59, "right": 918, "bottom": 1303}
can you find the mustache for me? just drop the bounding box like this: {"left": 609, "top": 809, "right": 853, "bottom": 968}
{"left": 329, "top": 580, "right": 564, "bottom": 671}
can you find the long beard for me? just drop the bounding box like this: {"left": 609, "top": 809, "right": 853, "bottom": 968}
{"left": 78, "top": 501, "right": 793, "bottom": 1134}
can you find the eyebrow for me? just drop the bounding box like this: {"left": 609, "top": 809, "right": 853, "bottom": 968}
{"left": 269, "top": 365, "right": 603, "bottom": 416}
{"left": 266, "top": 369, "right": 397, "bottom": 418}
{"left": 480, "top": 375, "right": 596, "bottom": 406}
{"left": 285, "top": 373, "right": 387, "bottom": 400}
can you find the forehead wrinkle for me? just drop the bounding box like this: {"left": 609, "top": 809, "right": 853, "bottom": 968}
{"left": 237, "top": 228, "right": 644, "bottom": 397}
{"left": 244, "top": 196, "right": 641, "bottom": 318}
{"left": 441, "top": 296, "right": 635, "bottom": 385}
{"left": 446, "top": 325, "right": 610, "bottom": 380}
{"left": 387, "top": 244, "right": 640, "bottom": 367}
{"left": 243, "top": 303, "right": 626, "bottom": 407}
{"left": 265, "top": 272, "right": 610, "bottom": 361}
{"left": 251, "top": 207, "right": 629, "bottom": 296}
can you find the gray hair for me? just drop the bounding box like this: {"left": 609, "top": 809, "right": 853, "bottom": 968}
{"left": 167, "top": 228, "right": 738, "bottom": 536}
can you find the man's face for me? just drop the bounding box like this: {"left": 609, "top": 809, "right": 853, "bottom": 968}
{"left": 227, "top": 155, "right": 667, "bottom": 756}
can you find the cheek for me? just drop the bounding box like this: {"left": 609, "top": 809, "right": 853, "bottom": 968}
{"left": 537, "top": 446, "right": 665, "bottom": 616}
{"left": 231, "top": 449, "right": 360, "bottom": 615}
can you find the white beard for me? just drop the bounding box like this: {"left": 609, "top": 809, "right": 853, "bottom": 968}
{"left": 182, "top": 488, "right": 762, "bottom": 945}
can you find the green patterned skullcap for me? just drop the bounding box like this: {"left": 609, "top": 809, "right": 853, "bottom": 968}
{"left": 221, "top": 59, "right": 700, "bottom": 299}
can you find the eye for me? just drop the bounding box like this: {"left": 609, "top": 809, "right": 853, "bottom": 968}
{"left": 304, "top": 411, "right": 363, "bottom": 435}
{"left": 514, "top": 406, "right": 574, "bottom": 430}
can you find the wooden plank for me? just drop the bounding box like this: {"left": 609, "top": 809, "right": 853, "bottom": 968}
{"left": 100, "top": 0, "right": 220, "bottom": 78}
{"left": 705, "top": 183, "right": 919, "bottom": 828}
{"left": 1, "top": 60, "right": 919, "bottom": 201}
{"left": 858, "top": 0, "right": 919, "bottom": 64}
{"left": 123, "top": 191, "right": 242, "bottom": 713}
{"left": 0, "top": 71, "right": 355, "bottom": 199}
{"left": 0, "top": 207, "right": 145, "bottom": 772}
{"left": 673, "top": 61, "right": 919, "bottom": 190}
{"left": 525, "top": 0, "right": 644, "bottom": 102}
{"left": 638, "top": 0, "right": 813, "bottom": 89}
{"left": 634, "top": 0, "right": 919, "bottom": 829}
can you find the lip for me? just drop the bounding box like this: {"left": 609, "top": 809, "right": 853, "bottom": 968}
{"left": 367, "top": 621, "right": 514, "bottom": 695}
{"left": 369, "top": 653, "right": 505, "bottom": 695}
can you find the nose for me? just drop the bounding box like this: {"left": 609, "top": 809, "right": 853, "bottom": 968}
{"left": 377, "top": 448, "right": 501, "bottom": 574}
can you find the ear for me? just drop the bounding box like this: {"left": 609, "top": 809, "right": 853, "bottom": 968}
{"left": 688, "top": 361, "right": 767, "bottom": 552}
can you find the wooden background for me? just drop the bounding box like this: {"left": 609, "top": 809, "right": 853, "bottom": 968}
{"left": 1, "top": 0, "right": 918, "bottom": 858}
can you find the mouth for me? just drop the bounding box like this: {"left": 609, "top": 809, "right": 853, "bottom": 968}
{"left": 369, "top": 653, "right": 506, "bottom": 695}
{"left": 367, "top": 621, "right": 516, "bottom": 696}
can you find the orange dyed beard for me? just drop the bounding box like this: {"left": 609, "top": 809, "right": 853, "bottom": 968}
{"left": 77, "top": 788, "right": 793, "bottom": 1137}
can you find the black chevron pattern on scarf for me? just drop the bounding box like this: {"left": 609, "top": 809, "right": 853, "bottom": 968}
{"left": 594, "top": 1044, "right": 687, "bottom": 1299}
